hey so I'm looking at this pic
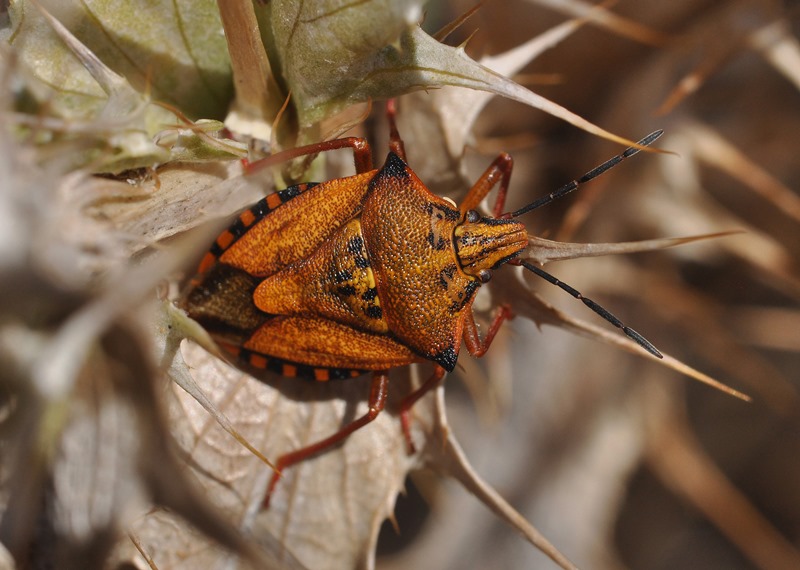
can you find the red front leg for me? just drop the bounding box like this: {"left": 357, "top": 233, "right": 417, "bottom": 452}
{"left": 459, "top": 153, "right": 514, "bottom": 218}
{"left": 463, "top": 305, "right": 513, "bottom": 357}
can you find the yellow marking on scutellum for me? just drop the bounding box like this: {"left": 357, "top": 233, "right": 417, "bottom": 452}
{"left": 365, "top": 269, "right": 381, "bottom": 310}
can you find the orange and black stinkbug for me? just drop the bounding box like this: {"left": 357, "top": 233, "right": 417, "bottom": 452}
{"left": 181, "top": 102, "right": 663, "bottom": 503}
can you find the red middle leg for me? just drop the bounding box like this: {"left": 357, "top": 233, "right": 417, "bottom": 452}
{"left": 386, "top": 99, "right": 407, "bottom": 162}
{"left": 398, "top": 365, "right": 446, "bottom": 453}
{"left": 264, "top": 371, "right": 389, "bottom": 507}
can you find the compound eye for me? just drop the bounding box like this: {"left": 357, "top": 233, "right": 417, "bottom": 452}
{"left": 466, "top": 209, "right": 481, "bottom": 223}
{"left": 477, "top": 269, "right": 492, "bottom": 283}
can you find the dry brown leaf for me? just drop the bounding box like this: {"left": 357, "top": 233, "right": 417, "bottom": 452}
{"left": 152, "top": 330, "right": 582, "bottom": 569}
{"left": 85, "top": 161, "right": 260, "bottom": 252}
{"left": 127, "top": 342, "right": 426, "bottom": 570}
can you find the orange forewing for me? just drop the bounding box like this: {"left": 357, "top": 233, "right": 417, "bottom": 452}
{"left": 243, "top": 316, "right": 420, "bottom": 370}
{"left": 220, "top": 171, "right": 376, "bottom": 277}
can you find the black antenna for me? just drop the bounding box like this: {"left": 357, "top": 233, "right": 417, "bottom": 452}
{"left": 509, "top": 130, "right": 664, "bottom": 218}
{"left": 519, "top": 260, "right": 663, "bottom": 358}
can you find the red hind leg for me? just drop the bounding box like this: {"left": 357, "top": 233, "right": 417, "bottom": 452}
{"left": 264, "top": 371, "right": 389, "bottom": 508}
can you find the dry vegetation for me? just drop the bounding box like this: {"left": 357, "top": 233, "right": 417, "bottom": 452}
{"left": 0, "top": 1, "right": 798, "bottom": 569}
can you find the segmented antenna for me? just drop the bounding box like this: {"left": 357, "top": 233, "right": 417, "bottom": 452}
{"left": 510, "top": 130, "right": 664, "bottom": 218}
{"left": 519, "top": 261, "right": 662, "bottom": 357}
{"left": 510, "top": 131, "right": 666, "bottom": 358}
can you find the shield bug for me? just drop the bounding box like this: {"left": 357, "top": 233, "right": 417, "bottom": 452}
{"left": 181, "top": 103, "right": 663, "bottom": 501}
